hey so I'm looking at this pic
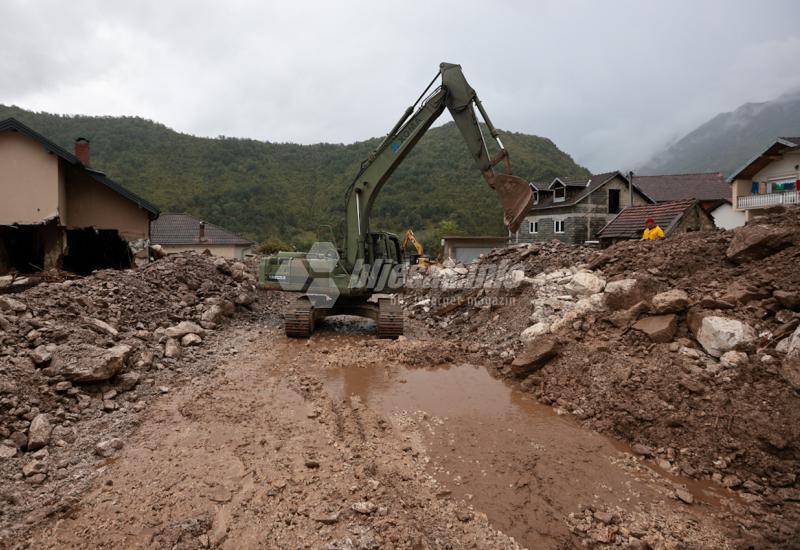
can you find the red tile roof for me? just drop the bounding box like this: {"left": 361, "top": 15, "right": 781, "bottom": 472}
{"left": 151, "top": 213, "right": 253, "bottom": 246}
{"left": 632, "top": 172, "right": 730, "bottom": 202}
{"left": 596, "top": 199, "right": 699, "bottom": 240}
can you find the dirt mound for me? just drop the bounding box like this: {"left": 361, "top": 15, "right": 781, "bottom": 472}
{"left": 0, "top": 252, "right": 287, "bottom": 540}
{"left": 405, "top": 204, "right": 800, "bottom": 546}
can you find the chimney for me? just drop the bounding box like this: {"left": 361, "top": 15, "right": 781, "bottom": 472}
{"left": 198, "top": 221, "right": 206, "bottom": 242}
{"left": 74, "top": 137, "right": 90, "bottom": 166}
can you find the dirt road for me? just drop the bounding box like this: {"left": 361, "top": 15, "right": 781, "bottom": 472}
{"left": 25, "top": 321, "right": 746, "bottom": 549}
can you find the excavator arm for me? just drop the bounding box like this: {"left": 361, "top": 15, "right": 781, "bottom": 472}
{"left": 343, "top": 62, "right": 531, "bottom": 268}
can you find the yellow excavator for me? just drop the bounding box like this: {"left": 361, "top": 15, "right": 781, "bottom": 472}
{"left": 402, "top": 229, "right": 429, "bottom": 268}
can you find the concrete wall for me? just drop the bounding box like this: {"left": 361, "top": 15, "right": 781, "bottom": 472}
{"left": 63, "top": 165, "right": 150, "bottom": 241}
{"left": 710, "top": 203, "right": 745, "bottom": 230}
{"left": 0, "top": 132, "right": 60, "bottom": 224}
{"left": 519, "top": 176, "right": 649, "bottom": 244}
{"left": 161, "top": 243, "right": 250, "bottom": 259}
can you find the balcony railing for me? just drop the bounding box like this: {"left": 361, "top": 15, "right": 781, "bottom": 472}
{"left": 737, "top": 190, "right": 799, "bottom": 210}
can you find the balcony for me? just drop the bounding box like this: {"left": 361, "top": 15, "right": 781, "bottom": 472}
{"left": 737, "top": 190, "right": 799, "bottom": 210}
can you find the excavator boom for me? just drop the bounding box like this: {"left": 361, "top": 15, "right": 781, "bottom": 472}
{"left": 344, "top": 62, "right": 531, "bottom": 268}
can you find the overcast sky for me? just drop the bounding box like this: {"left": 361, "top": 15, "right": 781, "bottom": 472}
{"left": 2, "top": 0, "right": 799, "bottom": 172}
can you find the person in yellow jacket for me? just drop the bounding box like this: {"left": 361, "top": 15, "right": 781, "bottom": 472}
{"left": 642, "top": 217, "right": 665, "bottom": 240}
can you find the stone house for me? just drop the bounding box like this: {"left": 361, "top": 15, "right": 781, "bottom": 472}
{"left": 0, "top": 118, "right": 159, "bottom": 275}
{"left": 596, "top": 199, "right": 716, "bottom": 247}
{"left": 516, "top": 172, "right": 651, "bottom": 245}
{"left": 728, "top": 137, "right": 800, "bottom": 221}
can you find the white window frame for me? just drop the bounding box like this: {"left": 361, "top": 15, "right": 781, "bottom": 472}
{"left": 553, "top": 185, "right": 566, "bottom": 202}
{"left": 529, "top": 221, "right": 539, "bottom": 234}
{"left": 554, "top": 220, "right": 565, "bottom": 234}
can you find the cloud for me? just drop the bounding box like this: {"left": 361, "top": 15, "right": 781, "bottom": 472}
{"left": 2, "top": 0, "right": 799, "bottom": 172}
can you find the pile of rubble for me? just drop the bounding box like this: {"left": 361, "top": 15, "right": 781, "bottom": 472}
{"left": 0, "top": 252, "right": 270, "bottom": 525}
{"left": 405, "top": 205, "right": 800, "bottom": 544}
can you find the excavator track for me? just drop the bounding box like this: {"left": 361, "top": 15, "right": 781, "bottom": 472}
{"left": 377, "top": 299, "right": 403, "bottom": 339}
{"left": 285, "top": 299, "right": 314, "bottom": 338}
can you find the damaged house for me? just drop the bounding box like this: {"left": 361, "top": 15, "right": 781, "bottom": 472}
{"left": 0, "top": 118, "right": 159, "bottom": 275}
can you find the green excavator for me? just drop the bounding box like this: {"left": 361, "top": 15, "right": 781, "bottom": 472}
{"left": 258, "top": 62, "right": 532, "bottom": 338}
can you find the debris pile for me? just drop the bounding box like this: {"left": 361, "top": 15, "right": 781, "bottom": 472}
{"left": 0, "top": 252, "right": 268, "bottom": 524}
{"left": 405, "top": 204, "right": 800, "bottom": 544}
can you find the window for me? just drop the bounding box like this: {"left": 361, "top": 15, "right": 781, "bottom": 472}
{"left": 554, "top": 220, "right": 565, "bottom": 234}
{"left": 554, "top": 185, "right": 566, "bottom": 202}
{"left": 529, "top": 221, "right": 539, "bottom": 234}
{"left": 608, "top": 189, "right": 621, "bottom": 213}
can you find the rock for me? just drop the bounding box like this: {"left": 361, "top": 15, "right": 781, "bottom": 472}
{"left": 565, "top": 272, "right": 605, "bottom": 296}
{"left": 696, "top": 316, "right": 757, "bottom": 357}
{"left": 455, "top": 510, "right": 473, "bottom": 522}
{"left": 699, "top": 296, "right": 735, "bottom": 309}
{"left": 164, "top": 338, "right": 182, "bottom": 359}
{"left": 351, "top": 501, "right": 376, "bottom": 515}
{"left": 776, "top": 337, "right": 792, "bottom": 354}
{"left": 213, "top": 257, "right": 231, "bottom": 274}
{"left": 201, "top": 304, "right": 225, "bottom": 324}
{"left": 607, "top": 300, "right": 650, "bottom": 328}
{"left": 675, "top": 488, "right": 694, "bottom": 504}
{"left": 511, "top": 337, "right": 560, "bottom": 378}
{"left": 312, "top": 511, "right": 341, "bottom": 525}
{"left": 0, "top": 443, "right": 17, "bottom": 459}
{"left": 0, "top": 296, "right": 27, "bottom": 312}
{"left": 604, "top": 279, "right": 655, "bottom": 310}
{"left": 22, "top": 460, "right": 47, "bottom": 477}
{"left": 29, "top": 345, "right": 52, "bottom": 366}
{"left": 94, "top": 438, "right": 124, "bottom": 458}
{"left": 651, "top": 289, "right": 689, "bottom": 314}
{"left": 165, "top": 321, "right": 205, "bottom": 339}
{"left": 593, "top": 511, "right": 614, "bottom": 525}
{"left": 116, "top": 371, "right": 141, "bottom": 392}
{"left": 726, "top": 224, "right": 795, "bottom": 264}
{"left": 85, "top": 317, "right": 119, "bottom": 337}
{"left": 631, "top": 443, "right": 654, "bottom": 457}
{"left": 781, "top": 327, "right": 800, "bottom": 389}
{"left": 26, "top": 414, "right": 52, "bottom": 451}
{"left": 774, "top": 290, "right": 800, "bottom": 310}
{"left": 181, "top": 333, "right": 203, "bottom": 347}
{"left": 632, "top": 314, "right": 678, "bottom": 343}
{"left": 720, "top": 350, "right": 748, "bottom": 368}
{"left": 520, "top": 322, "right": 550, "bottom": 341}
{"left": 52, "top": 344, "right": 132, "bottom": 383}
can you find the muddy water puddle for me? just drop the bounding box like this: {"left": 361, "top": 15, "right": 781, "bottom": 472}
{"left": 323, "top": 360, "right": 734, "bottom": 549}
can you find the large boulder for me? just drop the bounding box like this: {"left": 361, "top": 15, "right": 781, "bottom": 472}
{"left": 782, "top": 326, "right": 800, "bottom": 389}
{"left": 695, "top": 316, "right": 757, "bottom": 357}
{"left": 651, "top": 289, "right": 690, "bottom": 314}
{"left": 511, "top": 336, "right": 560, "bottom": 378}
{"left": 0, "top": 296, "right": 27, "bottom": 313}
{"left": 26, "top": 414, "right": 52, "bottom": 451}
{"left": 632, "top": 314, "right": 678, "bottom": 343}
{"left": 565, "top": 272, "right": 605, "bottom": 296}
{"left": 726, "top": 224, "right": 794, "bottom": 264}
{"left": 604, "top": 278, "right": 657, "bottom": 311}
{"left": 51, "top": 344, "right": 132, "bottom": 383}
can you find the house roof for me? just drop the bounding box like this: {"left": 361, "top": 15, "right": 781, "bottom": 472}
{"left": 632, "top": 172, "right": 730, "bottom": 202}
{"left": 596, "top": 199, "right": 700, "bottom": 240}
{"left": 727, "top": 137, "right": 800, "bottom": 182}
{"left": 151, "top": 213, "right": 254, "bottom": 246}
{"left": 530, "top": 171, "right": 630, "bottom": 210}
{"left": 0, "top": 117, "right": 159, "bottom": 216}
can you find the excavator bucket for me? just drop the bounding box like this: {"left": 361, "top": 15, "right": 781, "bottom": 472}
{"left": 491, "top": 174, "right": 533, "bottom": 233}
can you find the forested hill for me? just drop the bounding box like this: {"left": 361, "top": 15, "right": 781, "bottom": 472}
{"left": 0, "top": 105, "right": 588, "bottom": 250}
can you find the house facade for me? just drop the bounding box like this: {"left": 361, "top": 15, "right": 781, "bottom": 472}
{"left": 441, "top": 236, "right": 508, "bottom": 264}
{"left": 728, "top": 137, "right": 800, "bottom": 221}
{"left": 0, "top": 118, "right": 159, "bottom": 274}
{"left": 150, "top": 213, "right": 254, "bottom": 259}
{"left": 516, "top": 172, "right": 650, "bottom": 245}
